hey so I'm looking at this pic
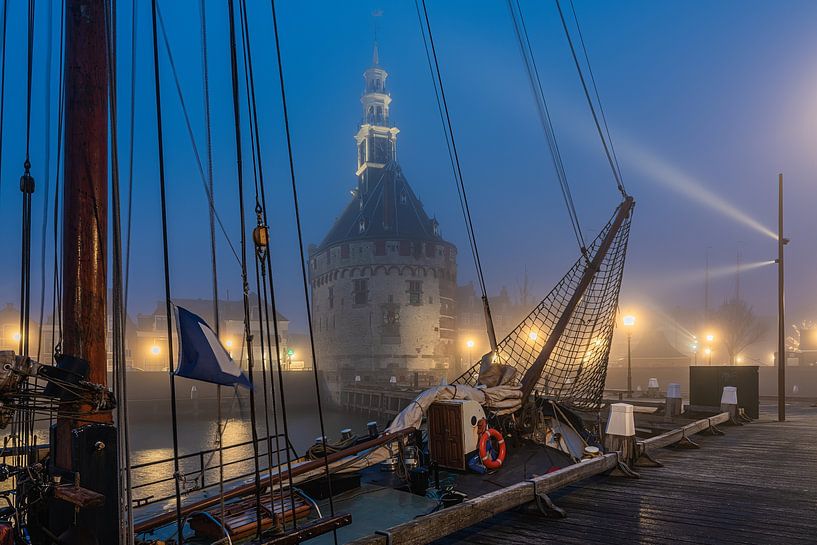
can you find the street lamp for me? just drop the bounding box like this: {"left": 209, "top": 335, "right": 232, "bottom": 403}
{"left": 623, "top": 315, "right": 636, "bottom": 396}
{"left": 528, "top": 331, "right": 538, "bottom": 342}
{"left": 704, "top": 347, "right": 712, "bottom": 365}
{"left": 151, "top": 344, "right": 161, "bottom": 356}
{"left": 691, "top": 342, "right": 699, "bottom": 365}
{"left": 705, "top": 333, "right": 714, "bottom": 343}
{"left": 466, "top": 339, "right": 475, "bottom": 363}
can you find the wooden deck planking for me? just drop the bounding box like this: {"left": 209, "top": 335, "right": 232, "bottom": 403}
{"left": 434, "top": 403, "right": 817, "bottom": 545}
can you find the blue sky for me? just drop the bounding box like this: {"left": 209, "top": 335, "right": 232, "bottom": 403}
{"left": 0, "top": 0, "right": 815, "bottom": 344}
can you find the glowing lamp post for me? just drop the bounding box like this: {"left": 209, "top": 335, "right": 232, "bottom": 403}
{"left": 466, "top": 339, "right": 475, "bottom": 364}
{"left": 623, "top": 315, "right": 636, "bottom": 396}
{"left": 704, "top": 333, "right": 715, "bottom": 365}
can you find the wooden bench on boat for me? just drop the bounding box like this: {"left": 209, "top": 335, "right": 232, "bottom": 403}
{"left": 189, "top": 491, "right": 312, "bottom": 542}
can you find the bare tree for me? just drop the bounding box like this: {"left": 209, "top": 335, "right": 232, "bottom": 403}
{"left": 714, "top": 299, "right": 765, "bottom": 364}
{"left": 786, "top": 320, "right": 816, "bottom": 352}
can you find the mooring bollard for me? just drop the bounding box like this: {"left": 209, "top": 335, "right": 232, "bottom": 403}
{"left": 665, "top": 383, "right": 682, "bottom": 421}
{"left": 605, "top": 403, "right": 636, "bottom": 465}
{"left": 647, "top": 378, "right": 660, "bottom": 398}
{"left": 720, "top": 386, "right": 739, "bottom": 423}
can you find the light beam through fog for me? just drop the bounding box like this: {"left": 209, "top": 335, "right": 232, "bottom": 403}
{"left": 618, "top": 139, "right": 778, "bottom": 240}
{"left": 654, "top": 260, "right": 775, "bottom": 288}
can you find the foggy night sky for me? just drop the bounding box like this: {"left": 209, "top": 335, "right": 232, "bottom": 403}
{"left": 0, "top": 0, "right": 815, "bottom": 356}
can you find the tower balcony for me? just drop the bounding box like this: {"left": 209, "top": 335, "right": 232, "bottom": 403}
{"left": 358, "top": 118, "right": 397, "bottom": 129}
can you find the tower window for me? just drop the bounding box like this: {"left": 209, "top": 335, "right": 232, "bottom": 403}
{"left": 353, "top": 279, "right": 369, "bottom": 306}
{"left": 400, "top": 191, "right": 407, "bottom": 205}
{"left": 407, "top": 281, "right": 423, "bottom": 305}
{"left": 359, "top": 218, "right": 367, "bottom": 233}
{"left": 328, "top": 287, "right": 334, "bottom": 309}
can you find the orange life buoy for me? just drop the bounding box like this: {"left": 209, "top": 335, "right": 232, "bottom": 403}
{"left": 478, "top": 428, "right": 507, "bottom": 470}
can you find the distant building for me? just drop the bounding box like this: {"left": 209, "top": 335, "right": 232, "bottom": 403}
{"left": 0, "top": 300, "right": 138, "bottom": 368}
{"left": 620, "top": 328, "right": 691, "bottom": 368}
{"left": 0, "top": 303, "right": 21, "bottom": 353}
{"left": 455, "top": 283, "right": 531, "bottom": 374}
{"left": 136, "top": 297, "right": 289, "bottom": 372}
{"left": 309, "top": 45, "right": 457, "bottom": 396}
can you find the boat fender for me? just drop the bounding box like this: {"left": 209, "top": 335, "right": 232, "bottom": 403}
{"left": 479, "top": 428, "right": 506, "bottom": 470}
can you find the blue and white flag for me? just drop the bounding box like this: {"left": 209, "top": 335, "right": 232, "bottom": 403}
{"left": 174, "top": 305, "right": 252, "bottom": 389}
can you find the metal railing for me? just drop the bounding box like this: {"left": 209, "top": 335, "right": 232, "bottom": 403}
{"left": 130, "top": 434, "right": 298, "bottom": 508}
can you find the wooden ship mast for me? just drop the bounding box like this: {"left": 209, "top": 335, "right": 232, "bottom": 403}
{"left": 49, "top": 0, "right": 120, "bottom": 541}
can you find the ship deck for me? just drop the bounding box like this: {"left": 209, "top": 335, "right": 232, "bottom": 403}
{"left": 433, "top": 401, "right": 817, "bottom": 545}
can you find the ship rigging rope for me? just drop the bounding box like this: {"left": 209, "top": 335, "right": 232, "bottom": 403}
{"left": 49, "top": 0, "right": 66, "bottom": 362}
{"left": 555, "top": 0, "right": 627, "bottom": 196}
{"left": 269, "top": 0, "right": 339, "bottom": 533}
{"left": 19, "top": 0, "right": 36, "bottom": 361}
{"left": 149, "top": 0, "right": 185, "bottom": 538}
{"left": 506, "top": 0, "right": 587, "bottom": 255}
{"left": 197, "top": 0, "right": 228, "bottom": 529}
{"left": 566, "top": 0, "right": 624, "bottom": 189}
{"left": 155, "top": 5, "right": 241, "bottom": 266}
{"left": 416, "top": 0, "right": 491, "bottom": 302}
{"left": 14, "top": 0, "right": 37, "bottom": 481}
{"left": 124, "top": 0, "right": 138, "bottom": 323}
{"left": 35, "top": 0, "right": 54, "bottom": 363}
{"left": 0, "top": 0, "right": 6, "bottom": 204}
{"left": 225, "top": 0, "right": 264, "bottom": 536}
{"left": 236, "top": 0, "right": 298, "bottom": 525}
{"left": 104, "top": 0, "right": 136, "bottom": 541}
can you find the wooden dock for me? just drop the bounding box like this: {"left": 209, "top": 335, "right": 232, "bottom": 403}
{"left": 434, "top": 402, "right": 817, "bottom": 545}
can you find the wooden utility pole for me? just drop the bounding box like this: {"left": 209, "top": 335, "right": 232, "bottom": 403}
{"left": 777, "top": 173, "right": 786, "bottom": 422}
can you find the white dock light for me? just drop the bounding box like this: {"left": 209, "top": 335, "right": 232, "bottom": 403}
{"left": 720, "top": 386, "right": 739, "bottom": 421}
{"left": 604, "top": 403, "right": 636, "bottom": 465}
{"left": 606, "top": 403, "right": 635, "bottom": 437}
{"left": 648, "top": 378, "right": 659, "bottom": 389}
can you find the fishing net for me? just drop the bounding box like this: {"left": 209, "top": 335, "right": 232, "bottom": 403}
{"left": 454, "top": 199, "right": 633, "bottom": 411}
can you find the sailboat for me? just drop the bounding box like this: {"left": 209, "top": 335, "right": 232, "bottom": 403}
{"left": 0, "top": 1, "right": 637, "bottom": 544}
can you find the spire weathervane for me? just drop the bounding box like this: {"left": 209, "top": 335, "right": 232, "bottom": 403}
{"left": 372, "top": 9, "right": 383, "bottom": 65}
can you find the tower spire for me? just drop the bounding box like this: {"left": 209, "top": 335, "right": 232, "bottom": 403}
{"left": 355, "top": 40, "right": 399, "bottom": 175}
{"left": 372, "top": 8, "right": 382, "bottom": 66}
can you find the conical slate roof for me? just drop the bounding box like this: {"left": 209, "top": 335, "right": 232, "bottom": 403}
{"left": 318, "top": 163, "right": 443, "bottom": 250}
